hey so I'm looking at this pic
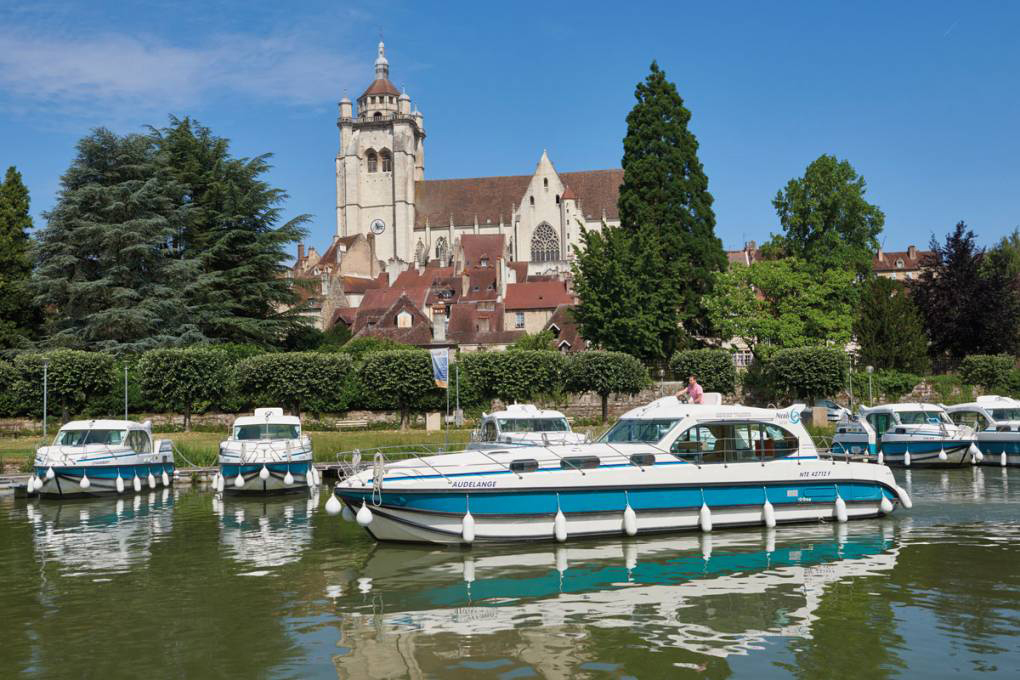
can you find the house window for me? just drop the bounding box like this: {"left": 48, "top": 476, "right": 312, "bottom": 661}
{"left": 529, "top": 196, "right": 534, "bottom": 206}
{"left": 530, "top": 222, "right": 560, "bottom": 263}
{"left": 380, "top": 149, "right": 392, "bottom": 172}
{"left": 480, "top": 256, "right": 489, "bottom": 268}
{"left": 366, "top": 150, "right": 378, "bottom": 173}
{"left": 732, "top": 350, "right": 753, "bottom": 369}
{"left": 396, "top": 311, "right": 412, "bottom": 328}
{"left": 515, "top": 312, "right": 525, "bottom": 329}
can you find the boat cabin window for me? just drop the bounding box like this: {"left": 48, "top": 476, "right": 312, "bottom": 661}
{"left": 990, "top": 408, "right": 1020, "bottom": 421}
{"left": 481, "top": 420, "right": 498, "bottom": 442}
{"left": 599, "top": 419, "right": 679, "bottom": 444}
{"left": 496, "top": 417, "right": 569, "bottom": 433}
{"left": 55, "top": 429, "right": 126, "bottom": 447}
{"left": 630, "top": 453, "right": 656, "bottom": 466}
{"left": 896, "top": 411, "right": 952, "bottom": 425}
{"left": 950, "top": 411, "right": 989, "bottom": 430}
{"left": 126, "top": 430, "right": 151, "bottom": 453}
{"left": 866, "top": 413, "right": 892, "bottom": 437}
{"left": 670, "top": 422, "right": 798, "bottom": 463}
{"left": 510, "top": 459, "right": 540, "bottom": 473}
{"left": 233, "top": 424, "right": 300, "bottom": 440}
{"left": 560, "top": 456, "right": 600, "bottom": 470}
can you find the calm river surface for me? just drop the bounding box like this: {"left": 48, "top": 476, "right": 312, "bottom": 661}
{"left": 1, "top": 468, "right": 1018, "bottom": 679}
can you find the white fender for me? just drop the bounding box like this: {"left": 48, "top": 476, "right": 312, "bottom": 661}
{"left": 340, "top": 504, "right": 355, "bottom": 522}
{"left": 834, "top": 493, "right": 848, "bottom": 523}
{"left": 880, "top": 495, "right": 894, "bottom": 514}
{"left": 79, "top": 472, "right": 91, "bottom": 490}
{"left": 116, "top": 475, "right": 125, "bottom": 494}
{"left": 938, "top": 448, "right": 948, "bottom": 462}
{"left": 161, "top": 470, "right": 170, "bottom": 487}
{"left": 35, "top": 475, "right": 44, "bottom": 490}
{"left": 356, "top": 502, "right": 373, "bottom": 526}
{"left": 895, "top": 485, "right": 913, "bottom": 509}
{"left": 762, "top": 498, "right": 777, "bottom": 528}
{"left": 622, "top": 504, "right": 637, "bottom": 537}
{"left": 1002, "top": 451, "right": 1008, "bottom": 467}
{"left": 259, "top": 466, "right": 270, "bottom": 481}
{"left": 234, "top": 473, "right": 245, "bottom": 489}
{"left": 147, "top": 472, "right": 156, "bottom": 488}
{"left": 324, "top": 493, "right": 342, "bottom": 515}
{"left": 284, "top": 470, "right": 294, "bottom": 485}
{"left": 904, "top": 451, "right": 911, "bottom": 467}
{"left": 877, "top": 450, "right": 884, "bottom": 465}
{"left": 699, "top": 503, "right": 712, "bottom": 532}
{"left": 969, "top": 443, "right": 983, "bottom": 463}
{"left": 133, "top": 475, "right": 142, "bottom": 492}
{"left": 461, "top": 510, "right": 476, "bottom": 543}
{"left": 45, "top": 466, "right": 55, "bottom": 480}
{"left": 553, "top": 509, "right": 567, "bottom": 542}
{"left": 27, "top": 475, "right": 36, "bottom": 493}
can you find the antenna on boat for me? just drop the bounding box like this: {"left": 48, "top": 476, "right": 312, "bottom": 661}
{"left": 124, "top": 364, "right": 129, "bottom": 421}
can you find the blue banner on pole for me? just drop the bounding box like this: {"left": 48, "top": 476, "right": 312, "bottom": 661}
{"left": 430, "top": 348, "right": 449, "bottom": 388}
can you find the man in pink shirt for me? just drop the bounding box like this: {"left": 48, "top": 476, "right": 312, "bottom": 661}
{"left": 675, "top": 374, "right": 704, "bottom": 404}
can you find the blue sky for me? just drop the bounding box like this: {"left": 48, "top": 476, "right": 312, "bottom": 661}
{"left": 1, "top": 0, "right": 1017, "bottom": 255}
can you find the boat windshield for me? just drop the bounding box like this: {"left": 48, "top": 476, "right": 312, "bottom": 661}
{"left": 600, "top": 419, "right": 679, "bottom": 444}
{"left": 233, "top": 424, "right": 300, "bottom": 440}
{"left": 991, "top": 408, "right": 1020, "bottom": 421}
{"left": 496, "top": 418, "right": 570, "bottom": 433}
{"left": 54, "top": 429, "right": 127, "bottom": 447}
{"left": 897, "top": 411, "right": 952, "bottom": 425}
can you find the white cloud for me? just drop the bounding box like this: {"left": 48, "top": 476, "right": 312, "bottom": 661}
{"left": 0, "top": 27, "right": 366, "bottom": 116}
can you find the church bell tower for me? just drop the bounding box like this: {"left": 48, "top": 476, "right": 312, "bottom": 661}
{"left": 336, "top": 42, "right": 425, "bottom": 266}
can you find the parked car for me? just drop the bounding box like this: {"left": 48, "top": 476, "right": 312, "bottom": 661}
{"left": 803, "top": 399, "right": 850, "bottom": 423}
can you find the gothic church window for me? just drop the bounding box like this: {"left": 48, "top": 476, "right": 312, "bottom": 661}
{"left": 380, "top": 149, "right": 392, "bottom": 172}
{"left": 531, "top": 222, "right": 560, "bottom": 263}
{"left": 435, "top": 236, "right": 449, "bottom": 263}
{"left": 414, "top": 239, "right": 426, "bottom": 266}
{"left": 366, "top": 150, "right": 378, "bottom": 173}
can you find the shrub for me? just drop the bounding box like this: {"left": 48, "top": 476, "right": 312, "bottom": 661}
{"left": 0, "top": 360, "right": 17, "bottom": 416}
{"left": 565, "top": 351, "right": 649, "bottom": 423}
{"left": 233, "top": 352, "right": 354, "bottom": 417}
{"left": 668, "top": 349, "right": 736, "bottom": 394}
{"left": 137, "top": 348, "right": 230, "bottom": 430}
{"left": 767, "top": 347, "right": 848, "bottom": 403}
{"left": 339, "top": 337, "right": 413, "bottom": 363}
{"left": 960, "top": 354, "right": 1015, "bottom": 390}
{"left": 851, "top": 370, "right": 922, "bottom": 404}
{"left": 509, "top": 330, "right": 555, "bottom": 351}
{"left": 461, "top": 350, "right": 567, "bottom": 403}
{"left": 359, "top": 350, "right": 438, "bottom": 429}
{"left": 13, "top": 350, "right": 117, "bottom": 421}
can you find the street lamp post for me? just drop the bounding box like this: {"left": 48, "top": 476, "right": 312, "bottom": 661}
{"left": 866, "top": 365, "right": 874, "bottom": 406}
{"left": 42, "top": 359, "right": 49, "bottom": 439}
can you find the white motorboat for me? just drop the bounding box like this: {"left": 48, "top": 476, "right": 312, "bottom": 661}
{"left": 30, "top": 419, "right": 174, "bottom": 498}
{"left": 468, "top": 403, "right": 587, "bottom": 449}
{"left": 331, "top": 397, "right": 910, "bottom": 544}
{"left": 832, "top": 402, "right": 981, "bottom": 467}
{"left": 947, "top": 395, "right": 1020, "bottom": 466}
{"left": 213, "top": 408, "right": 318, "bottom": 494}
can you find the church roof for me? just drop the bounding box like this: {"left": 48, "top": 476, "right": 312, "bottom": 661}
{"left": 413, "top": 168, "right": 623, "bottom": 228}
{"left": 361, "top": 78, "right": 400, "bottom": 98}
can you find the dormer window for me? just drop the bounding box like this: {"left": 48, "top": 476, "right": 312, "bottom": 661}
{"left": 896, "top": 258, "right": 904, "bottom": 268}
{"left": 480, "top": 256, "right": 489, "bottom": 268}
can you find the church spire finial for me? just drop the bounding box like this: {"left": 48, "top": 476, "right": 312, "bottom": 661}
{"left": 374, "top": 40, "right": 389, "bottom": 80}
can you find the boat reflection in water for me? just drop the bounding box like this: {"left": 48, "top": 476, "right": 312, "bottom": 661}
{"left": 25, "top": 489, "right": 175, "bottom": 575}
{"left": 329, "top": 522, "right": 898, "bottom": 676}
{"left": 214, "top": 491, "right": 318, "bottom": 571}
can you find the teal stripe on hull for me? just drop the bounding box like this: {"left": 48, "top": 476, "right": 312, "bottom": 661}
{"left": 35, "top": 463, "right": 175, "bottom": 479}
{"left": 220, "top": 462, "right": 312, "bottom": 476}
{"left": 337, "top": 481, "right": 893, "bottom": 517}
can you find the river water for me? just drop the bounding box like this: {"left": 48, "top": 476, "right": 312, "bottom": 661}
{"left": 1, "top": 468, "right": 1018, "bottom": 679}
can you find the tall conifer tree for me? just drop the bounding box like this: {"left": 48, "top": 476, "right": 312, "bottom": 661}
{"left": 0, "top": 166, "right": 39, "bottom": 347}
{"left": 575, "top": 62, "right": 725, "bottom": 365}
{"left": 33, "top": 129, "right": 205, "bottom": 352}
{"left": 854, "top": 276, "right": 929, "bottom": 373}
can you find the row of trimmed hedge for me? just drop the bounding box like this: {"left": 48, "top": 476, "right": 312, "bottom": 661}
{"left": 0, "top": 347, "right": 651, "bottom": 426}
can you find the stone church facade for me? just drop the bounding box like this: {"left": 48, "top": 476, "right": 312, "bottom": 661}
{"left": 335, "top": 42, "right": 623, "bottom": 275}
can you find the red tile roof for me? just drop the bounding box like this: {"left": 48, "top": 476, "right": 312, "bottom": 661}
{"left": 463, "top": 269, "right": 498, "bottom": 301}
{"left": 360, "top": 78, "right": 400, "bottom": 98}
{"left": 392, "top": 266, "right": 454, "bottom": 289}
{"left": 508, "top": 261, "right": 529, "bottom": 283}
{"left": 330, "top": 307, "right": 357, "bottom": 328}
{"left": 342, "top": 275, "right": 384, "bottom": 294}
{"left": 543, "top": 304, "right": 583, "bottom": 352}
{"left": 873, "top": 248, "right": 933, "bottom": 272}
{"left": 460, "top": 234, "right": 505, "bottom": 267}
{"left": 504, "top": 281, "right": 573, "bottom": 310}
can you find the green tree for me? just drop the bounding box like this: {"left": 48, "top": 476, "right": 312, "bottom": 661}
{"left": 854, "top": 276, "right": 929, "bottom": 374}
{"left": 771, "top": 154, "right": 884, "bottom": 277}
{"left": 703, "top": 257, "right": 856, "bottom": 357}
{"left": 14, "top": 350, "right": 117, "bottom": 422}
{"left": 233, "top": 352, "right": 353, "bottom": 417}
{"left": 574, "top": 62, "right": 726, "bottom": 364}
{"left": 137, "top": 348, "right": 229, "bottom": 430}
{"left": 564, "top": 351, "right": 648, "bottom": 423}
{"left": 910, "top": 222, "right": 1020, "bottom": 358}
{"left": 150, "top": 116, "right": 310, "bottom": 345}
{"left": 461, "top": 350, "right": 567, "bottom": 404}
{"left": 339, "top": 336, "right": 413, "bottom": 363}
{"left": 359, "top": 350, "right": 437, "bottom": 429}
{"left": 767, "top": 347, "right": 848, "bottom": 403}
{"left": 982, "top": 227, "right": 1020, "bottom": 282}
{"left": 32, "top": 129, "right": 204, "bottom": 352}
{"left": 959, "top": 354, "right": 1014, "bottom": 391}
{"left": 509, "top": 330, "right": 555, "bottom": 351}
{"left": 0, "top": 166, "right": 39, "bottom": 347}
{"left": 668, "top": 349, "right": 736, "bottom": 394}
